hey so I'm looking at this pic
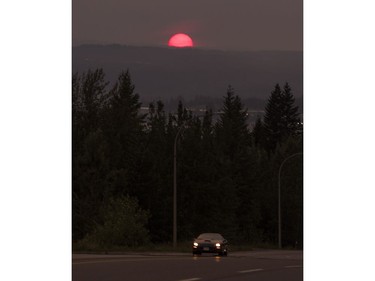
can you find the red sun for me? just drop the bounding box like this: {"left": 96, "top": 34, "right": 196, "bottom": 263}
{"left": 168, "top": 33, "right": 194, "bottom": 48}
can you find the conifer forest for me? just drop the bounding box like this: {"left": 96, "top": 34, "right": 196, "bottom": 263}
{"left": 72, "top": 69, "right": 303, "bottom": 249}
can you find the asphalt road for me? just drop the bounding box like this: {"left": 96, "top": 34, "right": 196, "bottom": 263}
{"left": 72, "top": 250, "right": 303, "bottom": 281}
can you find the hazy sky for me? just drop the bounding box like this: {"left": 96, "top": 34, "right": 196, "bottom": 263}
{"left": 73, "top": 0, "right": 302, "bottom": 51}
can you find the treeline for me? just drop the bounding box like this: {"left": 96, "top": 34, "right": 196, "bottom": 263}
{"left": 72, "top": 69, "right": 303, "bottom": 249}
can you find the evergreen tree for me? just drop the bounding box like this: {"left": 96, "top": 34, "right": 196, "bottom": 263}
{"left": 216, "top": 85, "right": 249, "bottom": 160}
{"left": 280, "top": 82, "right": 300, "bottom": 137}
{"left": 213, "top": 86, "right": 251, "bottom": 240}
{"left": 102, "top": 70, "right": 145, "bottom": 171}
{"left": 263, "top": 83, "right": 300, "bottom": 153}
{"left": 263, "top": 83, "right": 283, "bottom": 153}
{"left": 72, "top": 68, "right": 304, "bottom": 248}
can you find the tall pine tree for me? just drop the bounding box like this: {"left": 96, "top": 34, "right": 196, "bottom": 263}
{"left": 101, "top": 70, "right": 145, "bottom": 196}
{"left": 216, "top": 85, "right": 249, "bottom": 160}
{"left": 280, "top": 82, "right": 300, "bottom": 137}
{"left": 214, "top": 86, "right": 250, "bottom": 240}
{"left": 263, "top": 83, "right": 300, "bottom": 153}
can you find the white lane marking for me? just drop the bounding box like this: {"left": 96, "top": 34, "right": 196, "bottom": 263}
{"left": 238, "top": 268, "right": 264, "bottom": 273}
{"left": 284, "top": 265, "right": 302, "bottom": 268}
{"left": 177, "top": 278, "right": 201, "bottom": 281}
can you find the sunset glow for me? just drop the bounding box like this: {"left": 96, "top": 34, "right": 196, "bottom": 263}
{"left": 168, "top": 33, "right": 194, "bottom": 48}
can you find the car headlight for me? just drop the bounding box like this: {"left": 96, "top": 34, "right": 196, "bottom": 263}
{"left": 215, "top": 243, "right": 221, "bottom": 247}
{"left": 193, "top": 242, "right": 198, "bottom": 247}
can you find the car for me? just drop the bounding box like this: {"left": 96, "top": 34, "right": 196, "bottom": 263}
{"left": 192, "top": 233, "right": 228, "bottom": 256}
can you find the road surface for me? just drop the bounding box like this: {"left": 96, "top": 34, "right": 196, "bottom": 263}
{"left": 73, "top": 250, "right": 303, "bottom": 281}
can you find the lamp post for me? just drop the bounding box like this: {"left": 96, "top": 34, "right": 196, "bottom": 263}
{"left": 278, "top": 152, "right": 302, "bottom": 249}
{"left": 173, "top": 124, "right": 185, "bottom": 248}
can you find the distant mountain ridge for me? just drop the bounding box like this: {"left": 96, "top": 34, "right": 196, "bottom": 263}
{"left": 73, "top": 44, "right": 303, "bottom": 110}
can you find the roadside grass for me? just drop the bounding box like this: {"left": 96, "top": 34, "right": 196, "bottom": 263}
{"left": 72, "top": 241, "right": 284, "bottom": 254}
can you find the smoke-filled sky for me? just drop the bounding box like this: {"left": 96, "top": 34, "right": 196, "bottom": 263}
{"left": 73, "top": 0, "right": 302, "bottom": 51}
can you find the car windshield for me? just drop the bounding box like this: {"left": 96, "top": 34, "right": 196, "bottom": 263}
{"left": 197, "top": 233, "right": 224, "bottom": 240}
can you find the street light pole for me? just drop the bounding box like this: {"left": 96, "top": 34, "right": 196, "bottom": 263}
{"left": 173, "top": 124, "right": 185, "bottom": 248}
{"left": 278, "top": 152, "right": 302, "bottom": 249}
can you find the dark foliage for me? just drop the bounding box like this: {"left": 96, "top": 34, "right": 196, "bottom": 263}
{"left": 263, "top": 83, "right": 301, "bottom": 154}
{"left": 72, "top": 69, "right": 303, "bottom": 248}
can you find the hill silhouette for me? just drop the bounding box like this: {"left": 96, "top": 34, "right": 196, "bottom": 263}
{"left": 73, "top": 44, "right": 302, "bottom": 111}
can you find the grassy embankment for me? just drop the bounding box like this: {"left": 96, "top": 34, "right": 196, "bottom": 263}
{"left": 72, "top": 241, "right": 282, "bottom": 254}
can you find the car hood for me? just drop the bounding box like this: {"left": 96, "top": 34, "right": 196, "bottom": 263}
{"left": 194, "top": 239, "right": 223, "bottom": 243}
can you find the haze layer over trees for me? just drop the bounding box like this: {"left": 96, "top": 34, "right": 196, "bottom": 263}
{"left": 72, "top": 69, "right": 303, "bottom": 249}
